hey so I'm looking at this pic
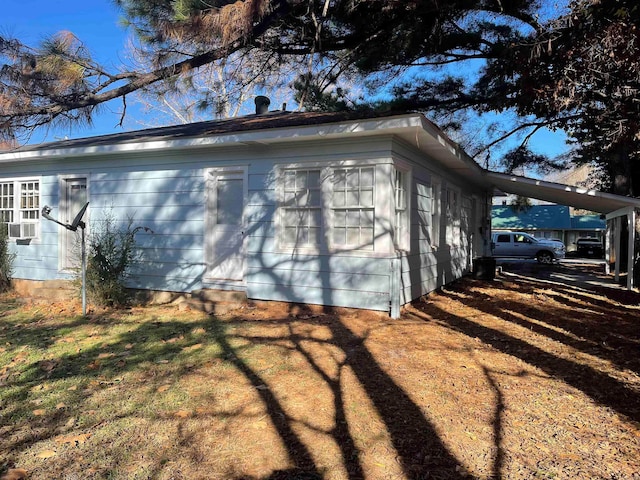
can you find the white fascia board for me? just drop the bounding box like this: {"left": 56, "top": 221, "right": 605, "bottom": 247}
{"left": 0, "top": 114, "right": 427, "bottom": 164}
{"left": 415, "top": 116, "right": 485, "bottom": 174}
{"left": 606, "top": 206, "right": 637, "bottom": 220}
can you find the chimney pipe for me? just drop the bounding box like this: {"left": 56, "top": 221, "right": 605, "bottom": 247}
{"left": 255, "top": 96, "right": 271, "bottom": 114}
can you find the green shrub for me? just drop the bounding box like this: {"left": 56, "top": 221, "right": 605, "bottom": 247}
{"left": 0, "top": 226, "right": 15, "bottom": 292}
{"left": 85, "top": 214, "right": 151, "bottom": 307}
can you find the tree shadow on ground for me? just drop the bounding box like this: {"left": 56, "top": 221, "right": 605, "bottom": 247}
{"left": 1, "top": 300, "right": 469, "bottom": 480}
{"left": 409, "top": 278, "right": 640, "bottom": 425}
{"left": 225, "top": 304, "right": 467, "bottom": 479}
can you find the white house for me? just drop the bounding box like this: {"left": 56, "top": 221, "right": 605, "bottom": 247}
{"left": 0, "top": 108, "right": 495, "bottom": 317}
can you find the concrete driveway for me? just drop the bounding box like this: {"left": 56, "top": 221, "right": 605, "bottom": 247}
{"left": 493, "top": 257, "right": 627, "bottom": 292}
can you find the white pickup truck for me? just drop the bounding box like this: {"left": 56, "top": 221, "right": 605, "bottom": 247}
{"left": 491, "top": 231, "right": 566, "bottom": 264}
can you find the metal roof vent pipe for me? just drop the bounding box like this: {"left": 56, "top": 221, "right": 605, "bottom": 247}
{"left": 255, "top": 95, "right": 271, "bottom": 114}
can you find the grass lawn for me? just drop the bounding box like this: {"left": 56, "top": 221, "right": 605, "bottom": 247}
{"left": 1, "top": 266, "right": 640, "bottom": 479}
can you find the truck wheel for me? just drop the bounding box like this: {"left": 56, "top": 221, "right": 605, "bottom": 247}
{"left": 536, "top": 251, "right": 553, "bottom": 264}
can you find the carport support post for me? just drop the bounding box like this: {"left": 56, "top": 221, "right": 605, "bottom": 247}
{"left": 615, "top": 217, "right": 621, "bottom": 283}
{"left": 604, "top": 221, "right": 611, "bottom": 275}
{"left": 628, "top": 209, "right": 636, "bottom": 290}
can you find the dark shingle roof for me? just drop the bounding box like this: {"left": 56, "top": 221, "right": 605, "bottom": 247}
{"left": 11, "top": 110, "right": 400, "bottom": 153}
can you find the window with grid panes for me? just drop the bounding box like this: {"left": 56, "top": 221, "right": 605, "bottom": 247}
{"left": 281, "top": 169, "right": 322, "bottom": 247}
{"left": 431, "top": 178, "right": 441, "bottom": 246}
{"left": 394, "top": 168, "right": 408, "bottom": 250}
{"left": 0, "top": 182, "right": 14, "bottom": 225}
{"left": 446, "top": 187, "right": 460, "bottom": 246}
{"left": 332, "top": 167, "right": 375, "bottom": 248}
{"left": 0, "top": 179, "right": 39, "bottom": 238}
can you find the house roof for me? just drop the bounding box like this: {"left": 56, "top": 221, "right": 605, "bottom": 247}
{"left": 7, "top": 110, "right": 383, "bottom": 153}
{"left": 1, "top": 108, "right": 639, "bottom": 215}
{"left": 492, "top": 205, "right": 571, "bottom": 230}
{"left": 0, "top": 110, "right": 491, "bottom": 190}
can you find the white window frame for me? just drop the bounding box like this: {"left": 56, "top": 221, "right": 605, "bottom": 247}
{"left": 331, "top": 166, "right": 376, "bottom": 250}
{"left": 279, "top": 168, "right": 324, "bottom": 249}
{"left": 431, "top": 176, "right": 441, "bottom": 247}
{"left": 0, "top": 177, "right": 41, "bottom": 240}
{"left": 446, "top": 186, "right": 461, "bottom": 246}
{"left": 393, "top": 166, "right": 411, "bottom": 251}
{"left": 276, "top": 161, "right": 389, "bottom": 255}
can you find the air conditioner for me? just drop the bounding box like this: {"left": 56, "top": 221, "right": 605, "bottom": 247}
{"left": 8, "top": 222, "right": 37, "bottom": 240}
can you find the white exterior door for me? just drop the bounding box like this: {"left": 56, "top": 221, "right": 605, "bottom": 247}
{"left": 205, "top": 168, "right": 246, "bottom": 283}
{"left": 61, "top": 177, "right": 88, "bottom": 271}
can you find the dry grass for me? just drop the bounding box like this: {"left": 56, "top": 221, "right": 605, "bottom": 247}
{"left": 1, "top": 265, "right": 640, "bottom": 479}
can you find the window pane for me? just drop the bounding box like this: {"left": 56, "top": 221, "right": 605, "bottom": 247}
{"left": 334, "top": 210, "right": 346, "bottom": 227}
{"left": 297, "top": 228, "right": 308, "bottom": 244}
{"left": 23, "top": 223, "right": 36, "bottom": 238}
{"left": 308, "top": 190, "right": 321, "bottom": 207}
{"left": 309, "top": 209, "right": 321, "bottom": 227}
{"left": 346, "top": 191, "right": 359, "bottom": 206}
{"left": 308, "top": 170, "right": 320, "bottom": 187}
{"left": 347, "top": 227, "right": 360, "bottom": 245}
{"left": 296, "top": 191, "right": 309, "bottom": 206}
{"left": 309, "top": 227, "right": 320, "bottom": 244}
{"left": 360, "top": 168, "right": 374, "bottom": 187}
{"left": 284, "top": 171, "right": 295, "bottom": 189}
{"left": 296, "top": 170, "right": 308, "bottom": 188}
{"left": 362, "top": 210, "right": 374, "bottom": 227}
{"left": 280, "top": 169, "right": 322, "bottom": 247}
{"left": 346, "top": 170, "right": 359, "bottom": 188}
{"left": 361, "top": 190, "right": 373, "bottom": 206}
{"left": 347, "top": 210, "right": 360, "bottom": 227}
{"left": 361, "top": 227, "right": 374, "bottom": 244}
{"left": 283, "top": 209, "right": 296, "bottom": 226}
{"left": 216, "top": 178, "right": 243, "bottom": 225}
{"left": 284, "top": 191, "right": 296, "bottom": 204}
{"left": 284, "top": 226, "right": 297, "bottom": 244}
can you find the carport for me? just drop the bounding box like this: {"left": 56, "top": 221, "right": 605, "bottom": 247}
{"left": 485, "top": 171, "right": 640, "bottom": 290}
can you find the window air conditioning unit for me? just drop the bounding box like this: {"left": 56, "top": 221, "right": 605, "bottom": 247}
{"left": 8, "top": 223, "right": 37, "bottom": 240}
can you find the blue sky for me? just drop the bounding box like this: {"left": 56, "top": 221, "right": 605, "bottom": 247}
{"left": 2, "top": 1, "right": 570, "bottom": 164}
{"left": 3, "top": 0, "right": 138, "bottom": 141}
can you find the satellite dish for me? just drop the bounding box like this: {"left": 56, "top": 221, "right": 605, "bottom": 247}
{"left": 70, "top": 202, "right": 89, "bottom": 231}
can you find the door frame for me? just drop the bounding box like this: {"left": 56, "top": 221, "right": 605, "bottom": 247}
{"left": 58, "top": 175, "right": 90, "bottom": 272}
{"left": 203, "top": 166, "right": 248, "bottom": 287}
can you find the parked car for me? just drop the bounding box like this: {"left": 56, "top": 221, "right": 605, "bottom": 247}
{"left": 491, "top": 231, "right": 566, "bottom": 264}
{"left": 575, "top": 237, "right": 604, "bottom": 258}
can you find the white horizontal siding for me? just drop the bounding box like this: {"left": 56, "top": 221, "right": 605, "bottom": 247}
{"left": 249, "top": 283, "right": 390, "bottom": 312}
{"left": 391, "top": 140, "right": 485, "bottom": 308}
{"left": 4, "top": 138, "right": 400, "bottom": 314}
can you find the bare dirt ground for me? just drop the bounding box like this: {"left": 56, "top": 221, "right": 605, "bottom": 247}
{"left": 1, "top": 262, "right": 640, "bottom": 479}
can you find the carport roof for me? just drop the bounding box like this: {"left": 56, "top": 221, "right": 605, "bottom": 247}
{"left": 485, "top": 171, "right": 640, "bottom": 215}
